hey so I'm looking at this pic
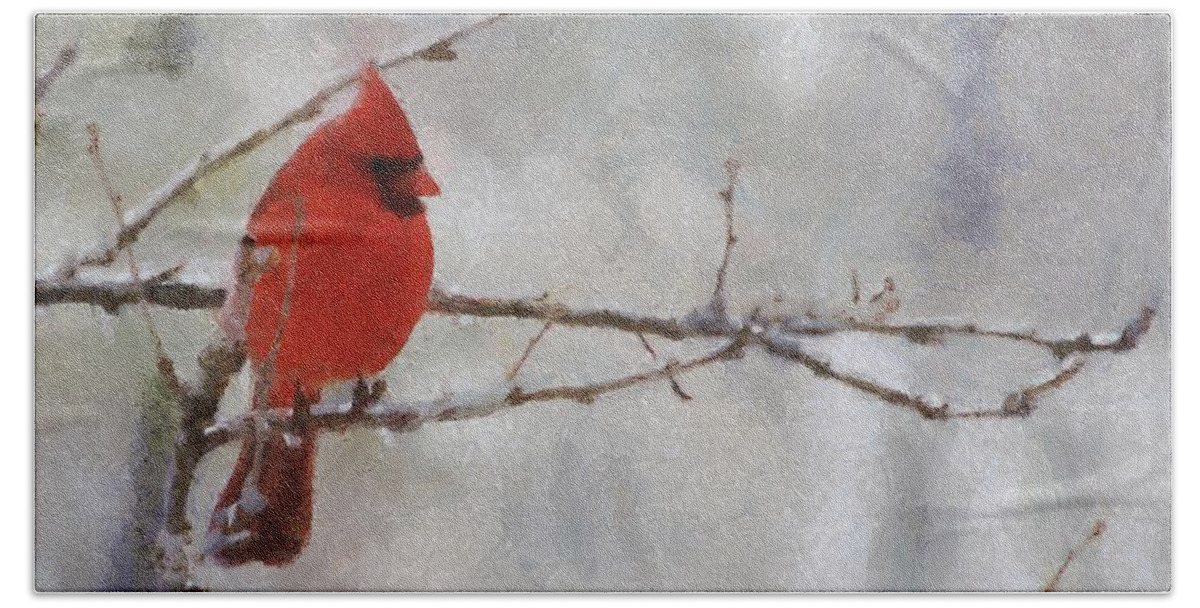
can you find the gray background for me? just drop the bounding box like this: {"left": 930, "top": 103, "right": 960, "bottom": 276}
{"left": 34, "top": 14, "right": 1170, "bottom": 591}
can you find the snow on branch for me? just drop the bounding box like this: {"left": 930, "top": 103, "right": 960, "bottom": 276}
{"left": 34, "top": 274, "right": 1156, "bottom": 364}
{"left": 201, "top": 334, "right": 749, "bottom": 452}
{"left": 34, "top": 17, "right": 1156, "bottom": 588}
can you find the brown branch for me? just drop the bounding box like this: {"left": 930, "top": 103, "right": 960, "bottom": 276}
{"left": 759, "top": 329, "right": 1087, "bottom": 421}
{"left": 953, "top": 359, "right": 1085, "bottom": 419}
{"left": 775, "top": 306, "right": 1156, "bottom": 360}
{"left": 636, "top": 332, "right": 658, "bottom": 358}
{"left": 1044, "top": 519, "right": 1107, "bottom": 592}
{"left": 709, "top": 158, "right": 741, "bottom": 317}
{"left": 33, "top": 275, "right": 1156, "bottom": 363}
{"left": 39, "top": 15, "right": 506, "bottom": 282}
{"left": 32, "top": 278, "right": 712, "bottom": 338}
{"left": 35, "top": 277, "right": 226, "bottom": 313}
{"left": 428, "top": 288, "right": 709, "bottom": 340}
{"left": 151, "top": 335, "right": 244, "bottom": 590}
{"left": 759, "top": 329, "right": 952, "bottom": 420}
{"left": 395, "top": 14, "right": 506, "bottom": 68}
{"left": 86, "top": 122, "right": 182, "bottom": 394}
{"left": 35, "top": 43, "right": 78, "bottom": 102}
{"left": 505, "top": 321, "right": 554, "bottom": 380}
{"left": 165, "top": 339, "right": 245, "bottom": 536}
{"left": 507, "top": 335, "right": 744, "bottom": 406}
{"left": 636, "top": 332, "right": 692, "bottom": 401}
{"left": 868, "top": 277, "right": 894, "bottom": 304}
{"left": 202, "top": 335, "right": 747, "bottom": 451}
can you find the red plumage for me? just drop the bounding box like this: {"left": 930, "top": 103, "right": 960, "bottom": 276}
{"left": 206, "top": 64, "right": 438, "bottom": 567}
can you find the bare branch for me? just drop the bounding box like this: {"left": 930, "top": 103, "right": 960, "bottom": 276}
{"left": 202, "top": 335, "right": 747, "bottom": 451}
{"left": 39, "top": 15, "right": 506, "bottom": 282}
{"left": 1044, "top": 519, "right": 1107, "bottom": 592}
{"left": 34, "top": 274, "right": 1156, "bottom": 365}
{"left": 35, "top": 277, "right": 225, "bottom": 313}
{"left": 86, "top": 122, "right": 182, "bottom": 394}
{"left": 759, "top": 329, "right": 1088, "bottom": 421}
{"left": 428, "top": 288, "right": 710, "bottom": 340}
{"left": 759, "top": 329, "right": 952, "bottom": 420}
{"left": 774, "top": 306, "right": 1157, "bottom": 360}
{"left": 396, "top": 14, "right": 507, "bottom": 68}
{"left": 508, "top": 334, "right": 744, "bottom": 406}
{"left": 709, "top": 158, "right": 742, "bottom": 317}
{"left": 636, "top": 332, "right": 692, "bottom": 401}
{"left": 33, "top": 277, "right": 713, "bottom": 337}
{"left": 35, "top": 43, "right": 79, "bottom": 102}
{"left": 506, "top": 322, "right": 554, "bottom": 380}
{"left": 952, "top": 359, "right": 1085, "bottom": 419}
{"left": 868, "top": 277, "right": 893, "bottom": 304}
{"left": 636, "top": 332, "right": 658, "bottom": 359}
{"left": 164, "top": 338, "right": 245, "bottom": 537}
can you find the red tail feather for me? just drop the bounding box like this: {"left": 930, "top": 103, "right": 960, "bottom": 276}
{"left": 205, "top": 424, "right": 317, "bottom": 567}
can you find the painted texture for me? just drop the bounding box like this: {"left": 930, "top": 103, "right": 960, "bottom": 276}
{"left": 34, "top": 14, "right": 1170, "bottom": 591}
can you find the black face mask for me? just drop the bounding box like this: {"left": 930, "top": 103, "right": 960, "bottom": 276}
{"left": 369, "top": 155, "right": 426, "bottom": 218}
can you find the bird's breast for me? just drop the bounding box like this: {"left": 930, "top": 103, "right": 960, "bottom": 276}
{"left": 244, "top": 212, "right": 434, "bottom": 397}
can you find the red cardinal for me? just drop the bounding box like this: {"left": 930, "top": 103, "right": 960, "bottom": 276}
{"left": 206, "top": 63, "right": 439, "bottom": 567}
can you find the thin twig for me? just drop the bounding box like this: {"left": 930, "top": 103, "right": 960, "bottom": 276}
{"left": 869, "top": 277, "right": 894, "bottom": 304}
{"left": 203, "top": 335, "right": 747, "bottom": 450}
{"left": 636, "top": 332, "right": 692, "bottom": 401}
{"left": 759, "top": 329, "right": 951, "bottom": 420}
{"left": 760, "top": 329, "right": 1088, "bottom": 421}
{"left": 1044, "top": 519, "right": 1107, "bottom": 592}
{"left": 953, "top": 359, "right": 1085, "bottom": 419}
{"left": 710, "top": 158, "right": 742, "bottom": 317}
{"left": 35, "top": 43, "right": 79, "bottom": 103}
{"left": 85, "top": 123, "right": 182, "bottom": 394}
{"left": 509, "top": 334, "right": 743, "bottom": 407}
{"left": 39, "top": 15, "right": 506, "bottom": 282}
{"left": 390, "top": 14, "right": 506, "bottom": 69}
{"left": 252, "top": 197, "right": 305, "bottom": 411}
{"left": 774, "top": 306, "right": 1156, "bottom": 360}
{"left": 506, "top": 322, "right": 554, "bottom": 380}
{"left": 636, "top": 332, "right": 658, "bottom": 358}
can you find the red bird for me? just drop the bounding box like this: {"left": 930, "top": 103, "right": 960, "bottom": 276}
{"left": 206, "top": 64, "right": 439, "bottom": 567}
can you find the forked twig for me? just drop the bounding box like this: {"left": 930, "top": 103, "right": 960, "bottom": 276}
{"left": 203, "top": 334, "right": 749, "bottom": 449}
{"left": 85, "top": 123, "right": 181, "bottom": 394}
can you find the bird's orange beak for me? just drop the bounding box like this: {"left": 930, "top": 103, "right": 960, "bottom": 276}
{"left": 406, "top": 165, "right": 440, "bottom": 198}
